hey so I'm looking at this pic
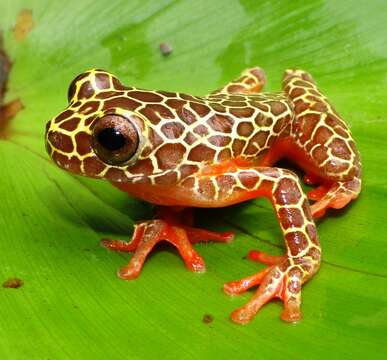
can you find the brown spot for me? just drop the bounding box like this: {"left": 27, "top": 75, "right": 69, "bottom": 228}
{"left": 78, "top": 81, "right": 95, "bottom": 99}
{"left": 216, "top": 174, "right": 236, "bottom": 195}
{"left": 290, "top": 88, "right": 306, "bottom": 98}
{"left": 155, "top": 171, "right": 178, "bottom": 185}
{"left": 148, "top": 128, "right": 164, "bottom": 148}
{"left": 67, "top": 156, "right": 82, "bottom": 173}
{"left": 285, "top": 231, "right": 309, "bottom": 256}
{"left": 75, "top": 131, "right": 92, "bottom": 156}
{"left": 294, "top": 100, "right": 309, "bottom": 114}
{"left": 179, "top": 164, "right": 199, "bottom": 179}
{"left": 52, "top": 152, "right": 69, "bottom": 169}
{"left": 267, "top": 101, "right": 287, "bottom": 115}
{"left": 13, "top": 9, "right": 34, "bottom": 42}
{"left": 325, "top": 114, "right": 347, "bottom": 129}
{"left": 273, "top": 115, "right": 289, "bottom": 133}
{"left": 54, "top": 109, "right": 75, "bottom": 123}
{"left": 217, "top": 148, "right": 232, "bottom": 161}
{"left": 188, "top": 144, "right": 215, "bottom": 162}
{"left": 208, "top": 135, "right": 231, "bottom": 147}
{"left": 198, "top": 178, "right": 216, "bottom": 198}
{"left": 202, "top": 314, "right": 214, "bottom": 324}
{"left": 227, "top": 84, "right": 245, "bottom": 93}
{"left": 311, "top": 145, "right": 329, "bottom": 164}
{"left": 296, "top": 114, "right": 320, "bottom": 141}
{"left": 306, "top": 247, "right": 321, "bottom": 261}
{"left": 95, "top": 90, "right": 124, "bottom": 100}
{"left": 228, "top": 95, "right": 247, "bottom": 101}
{"left": 112, "top": 77, "right": 126, "bottom": 90}
{"left": 314, "top": 126, "right": 334, "bottom": 145}
{"left": 83, "top": 156, "right": 106, "bottom": 176}
{"left": 129, "top": 158, "right": 154, "bottom": 175}
{"left": 105, "top": 97, "right": 142, "bottom": 112}
{"left": 306, "top": 224, "right": 319, "bottom": 245}
{"left": 94, "top": 72, "right": 112, "bottom": 90}
{"left": 222, "top": 100, "right": 247, "bottom": 107}
{"left": 59, "top": 117, "right": 81, "bottom": 131}
{"left": 278, "top": 207, "right": 304, "bottom": 229}
{"left": 209, "top": 103, "right": 227, "bottom": 113}
{"left": 158, "top": 90, "right": 177, "bottom": 97}
{"left": 193, "top": 125, "right": 209, "bottom": 136}
{"left": 48, "top": 130, "right": 74, "bottom": 152}
{"left": 79, "top": 101, "right": 100, "bottom": 115}
{"left": 238, "top": 171, "right": 259, "bottom": 189}
{"left": 334, "top": 126, "right": 349, "bottom": 138}
{"left": 250, "top": 101, "right": 269, "bottom": 112}
{"left": 245, "top": 131, "right": 269, "bottom": 154}
{"left": 183, "top": 132, "right": 197, "bottom": 145}
{"left": 140, "top": 145, "right": 152, "bottom": 158}
{"left": 128, "top": 90, "right": 163, "bottom": 103}
{"left": 165, "top": 98, "right": 186, "bottom": 111}
{"left": 306, "top": 95, "right": 321, "bottom": 104}
{"left": 325, "top": 158, "right": 349, "bottom": 174}
{"left": 330, "top": 138, "right": 352, "bottom": 160}
{"left": 237, "top": 122, "right": 254, "bottom": 137}
{"left": 2, "top": 277, "right": 23, "bottom": 288}
{"left": 161, "top": 122, "right": 185, "bottom": 139}
{"left": 190, "top": 102, "right": 210, "bottom": 117}
{"left": 274, "top": 178, "right": 302, "bottom": 205}
{"left": 310, "top": 101, "right": 328, "bottom": 112}
{"left": 181, "top": 177, "right": 195, "bottom": 189}
{"left": 84, "top": 117, "right": 95, "bottom": 127}
{"left": 254, "top": 113, "right": 273, "bottom": 127}
{"left": 207, "top": 114, "right": 233, "bottom": 133}
{"left": 177, "top": 106, "right": 197, "bottom": 125}
{"left": 231, "top": 138, "right": 246, "bottom": 156}
{"left": 180, "top": 94, "right": 197, "bottom": 102}
{"left": 230, "top": 107, "right": 255, "bottom": 118}
{"left": 104, "top": 167, "right": 128, "bottom": 182}
{"left": 156, "top": 143, "right": 186, "bottom": 169}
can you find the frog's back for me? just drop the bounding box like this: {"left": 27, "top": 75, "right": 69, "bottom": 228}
{"left": 119, "top": 88, "right": 294, "bottom": 164}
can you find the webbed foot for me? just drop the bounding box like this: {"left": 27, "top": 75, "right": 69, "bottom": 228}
{"left": 224, "top": 249, "right": 319, "bottom": 324}
{"left": 101, "top": 216, "right": 233, "bottom": 279}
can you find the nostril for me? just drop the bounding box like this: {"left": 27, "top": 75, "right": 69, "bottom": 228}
{"left": 47, "top": 130, "right": 74, "bottom": 153}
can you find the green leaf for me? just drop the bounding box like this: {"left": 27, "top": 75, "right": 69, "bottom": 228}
{"left": 1, "top": 1, "right": 386, "bottom": 359}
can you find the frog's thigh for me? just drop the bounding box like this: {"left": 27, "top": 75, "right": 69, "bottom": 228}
{"left": 282, "top": 69, "right": 362, "bottom": 215}
{"left": 210, "top": 67, "right": 266, "bottom": 95}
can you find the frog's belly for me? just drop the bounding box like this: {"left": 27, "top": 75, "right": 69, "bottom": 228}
{"left": 112, "top": 181, "right": 265, "bottom": 208}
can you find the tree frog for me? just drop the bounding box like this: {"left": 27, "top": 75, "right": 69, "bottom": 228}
{"left": 45, "top": 67, "right": 361, "bottom": 324}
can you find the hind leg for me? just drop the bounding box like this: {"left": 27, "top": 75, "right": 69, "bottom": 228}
{"left": 211, "top": 67, "right": 267, "bottom": 95}
{"left": 282, "top": 69, "right": 362, "bottom": 217}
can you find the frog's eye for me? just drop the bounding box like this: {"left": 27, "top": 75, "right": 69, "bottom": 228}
{"left": 92, "top": 114, "right": 139, "bottom": 166}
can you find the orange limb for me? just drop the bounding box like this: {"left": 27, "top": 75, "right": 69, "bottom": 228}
{"left": 101, "top": 207, "right": 233, "bottom": 279}
{"left": 224, "top": 252, "right": 304, "bottom": 324}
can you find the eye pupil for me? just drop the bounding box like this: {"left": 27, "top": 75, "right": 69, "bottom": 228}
{"left": 97, "top": 128, "right": 127, "bottom": 151}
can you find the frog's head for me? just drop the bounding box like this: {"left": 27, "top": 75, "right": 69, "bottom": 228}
{"left": 45, "top": 69, "right": 165, "bottom": 183}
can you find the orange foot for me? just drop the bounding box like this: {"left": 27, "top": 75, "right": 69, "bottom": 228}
{"left": 224, "top": 250, "right": 314, "bottom": 324}
{"left": 101, "top": 219, "right": 233, "bottom": 280}
{"left": 307, "top": 178, "right": 361, "bottom": 218}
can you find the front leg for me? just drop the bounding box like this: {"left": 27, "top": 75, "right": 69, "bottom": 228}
{"left": 183, "top": 165, "right": 321, "bottom": 323}
{"left": 101, "top": 207, "right": 233, "bottom": 279}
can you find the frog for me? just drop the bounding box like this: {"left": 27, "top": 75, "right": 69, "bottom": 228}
{"left": 45, "top": 66, "right": 361, "bottom": 324}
